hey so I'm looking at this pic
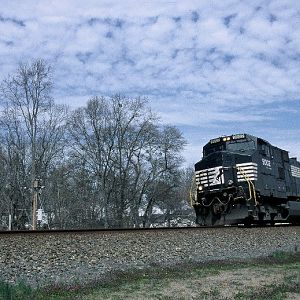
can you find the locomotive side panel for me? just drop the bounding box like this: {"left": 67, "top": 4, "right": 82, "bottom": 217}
{"left": 289, "top": 158, "right": 300, "bottom": 198}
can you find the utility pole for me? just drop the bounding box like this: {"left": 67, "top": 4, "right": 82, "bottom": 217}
{"left": 8, "top": 214, "right": 12, "bottom": 231}
{"left": 32, "top": 179, "right": 42, "bottom": 230}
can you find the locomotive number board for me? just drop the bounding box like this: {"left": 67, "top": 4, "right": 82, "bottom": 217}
{"left": 210, "top": 134, "right": 245, "bottom": 144}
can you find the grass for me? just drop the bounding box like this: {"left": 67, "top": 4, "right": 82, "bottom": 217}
{"left": 272, "top": 250, "right": 293, "bottom": 260}
{"left": 0, "top": 281, "right": 32, "bottom": 300}
{"left": 234, "top": 276, "right": 300, "bottom": 300}
{"left": 0, "top": 251, "right": 299, "bottom": 299}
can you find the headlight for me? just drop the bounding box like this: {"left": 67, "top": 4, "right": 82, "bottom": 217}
{"left": 227, "top": 179, "right": 234, "bottom": 186}
{"left": 198, "top": 185, "right": 204, "bottom": 191}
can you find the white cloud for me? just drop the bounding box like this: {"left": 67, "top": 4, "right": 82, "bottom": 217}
{"left": 1, "top": 0, "right": 300, "bottom": 164}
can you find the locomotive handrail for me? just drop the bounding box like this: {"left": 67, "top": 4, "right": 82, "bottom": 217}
{"left": 201, "top": 196, "right": 232, "bottom": 207}
{"left": 237, "top": 166, "right": 258, "bottom": 205}
{"left": 189, "top": 175, "right": 197, "bottom": 206}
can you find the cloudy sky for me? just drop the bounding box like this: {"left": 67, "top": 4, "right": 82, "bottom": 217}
{"left": 1, "top": 0, "right": 300, "bottom": 165}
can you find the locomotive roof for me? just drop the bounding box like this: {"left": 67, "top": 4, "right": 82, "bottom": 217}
{"left": 206, "top": 133, "right": 289, "bottom": 153}
{"left": 207, "top": 133, "right": 260, "bottom": 146}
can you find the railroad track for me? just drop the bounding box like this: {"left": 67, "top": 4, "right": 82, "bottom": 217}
{"left": 0, "top": 223, "right": 297, "bottom": 234}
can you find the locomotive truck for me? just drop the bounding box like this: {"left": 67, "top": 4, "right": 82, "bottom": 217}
{"left": 192, "top": 134, "right": 300, "bottom": 226}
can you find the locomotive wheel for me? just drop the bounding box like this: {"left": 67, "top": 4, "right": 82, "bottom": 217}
{"left": 270, "top": 213, "right": 276, "bottom": 226}
{"left": 243, "top": 216, "right": 253, "bottom": 227}
{"left": 258, "top": 212, "right": 265, "bottom": 226}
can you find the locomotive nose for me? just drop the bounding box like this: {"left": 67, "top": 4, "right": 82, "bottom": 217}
{"left": 195, "top": 152, "right": 225, "bottom": 187}
{"left": 195, "top": 152, "right": 235, "bottom": 173}
{"left": 195, "top": 151, "right": 223, "bottom": 170}
{"left": 195, "top": 152, "right": 239, "bottom": 188}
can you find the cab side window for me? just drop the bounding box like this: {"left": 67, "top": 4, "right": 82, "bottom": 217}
{"left": 281, "top": 151, "right": 289, "bottom": 162}
{"left": 260, "top": 143, "right": 270, "bottom": 157}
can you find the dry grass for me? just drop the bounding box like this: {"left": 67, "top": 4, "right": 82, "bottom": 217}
{"left": 81, "top": 253, "right": 300, "bottom": 300}
{"left": 5, "top": 252, "right": 299, "bottom": 300}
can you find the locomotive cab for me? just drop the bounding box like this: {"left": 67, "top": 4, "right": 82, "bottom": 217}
{"left": 193, "top": 134, "right": 300, "bottom": 226}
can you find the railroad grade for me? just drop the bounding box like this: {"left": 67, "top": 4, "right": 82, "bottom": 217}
{"left": 0, "top": 226, "right": 299, "bottom": 288}
{"left": 0, "top": 222, "right": 297, "bottom": 235}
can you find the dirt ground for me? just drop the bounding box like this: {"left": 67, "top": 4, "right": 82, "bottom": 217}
{"left": 160, "top": 265, "right": 300, "bottom": 300}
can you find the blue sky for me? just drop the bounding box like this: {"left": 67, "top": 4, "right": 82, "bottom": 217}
{"left": 1, "top": 0, "right": 300, "bottom": 165}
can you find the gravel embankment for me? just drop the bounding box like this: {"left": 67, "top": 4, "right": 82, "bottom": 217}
{"left": 0, "top": 226, "right": 299, "bottom": 287}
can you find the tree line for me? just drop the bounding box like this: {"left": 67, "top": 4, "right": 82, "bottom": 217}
{"left": 0, "top": 59, "right": 193, "bottom": 229}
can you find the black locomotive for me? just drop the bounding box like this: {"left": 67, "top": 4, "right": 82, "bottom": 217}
{"left": 192, "top": 134, "right": 300, "bottom": 226}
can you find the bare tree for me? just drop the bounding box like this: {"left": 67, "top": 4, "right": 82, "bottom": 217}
{"left": 1, "top": 60, "right": 52, "bottom": 181}
{"left": 0, "top": 59, "right": 67, "bottom": 229}
{"left": 0, "top": 59, "right": 188, "bottom": 230}
{"left": 139, "top": 126, "right": 187, "bottom": 227}
{"left": 68, "top": 95, "right": 187, "bottom": 228}
{"left": 67, "top": 95, "right": 157, "bottom": 227}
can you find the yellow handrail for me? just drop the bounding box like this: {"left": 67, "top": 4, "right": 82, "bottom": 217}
{"left": 237, "top": 166, "right": 258, "bottom": 206}
{"left": 189, "top": 175, "right": 196, "bottom": 207}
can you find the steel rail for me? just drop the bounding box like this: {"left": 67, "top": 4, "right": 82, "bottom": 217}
{"left": 0, "top": 223, "right": 296, "bottom": 234}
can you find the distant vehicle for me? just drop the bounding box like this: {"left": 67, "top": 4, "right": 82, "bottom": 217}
{"left": 192, "top": 134, "right": 300, "bottom": 226}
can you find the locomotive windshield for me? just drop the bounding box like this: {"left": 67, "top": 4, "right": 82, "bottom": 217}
{"left": 203, "top": 144, "right": 225, "bottom": 156}
{"left": 227, "top": 140, "right": 255, "bottom": 152}
{"left": 203, "top": 135, "right": 256, "bottom": 157}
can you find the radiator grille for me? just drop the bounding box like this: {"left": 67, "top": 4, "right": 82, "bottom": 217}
{"left": 291, "top": 165, "right": 300, "bottom": 178}
{"left": 236, "top": 162, "right": 258, "bottom": 182}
